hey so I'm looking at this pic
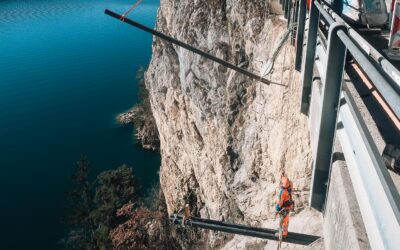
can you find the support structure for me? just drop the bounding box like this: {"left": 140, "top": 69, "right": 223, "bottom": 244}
{"left": 104, "top": 9, "right": 286, "bottom": 86}
{"left": 309, "top": 22, "right": 347, "bottom": 211}
{"left": 300, "top": 0, "right": 319, "bottom": 114}
{"left": 295, "top": 0, "right": 307, "bottom": 71}
{"left": 291, "top": 1, "right": 400, "bottom": 248}
{"left": 170, "top": 215, "right": 320, "bottom": 246}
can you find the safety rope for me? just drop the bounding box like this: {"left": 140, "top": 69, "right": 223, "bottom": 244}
{"left": 120, "top": 0, "right": 142, "bottom": 21}
{"left": 261, "top": 23, "right": 297, "bottom": 78}
{"left": 280, "top": 42, "right": 288, "bottom": 86}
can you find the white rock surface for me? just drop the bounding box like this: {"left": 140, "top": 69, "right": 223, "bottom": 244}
{"left": 145, "top": 0, "right": 322, "bottom": 248}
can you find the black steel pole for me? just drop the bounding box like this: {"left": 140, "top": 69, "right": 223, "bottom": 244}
{"left": 300, "top": 0, "right": 320, "bottom": 114}
{"left": 295, "top": 0, "right": 307, "bottom": 71}
{"left": 105, "top": 9, "right": 286, "bottom": 87}
{"left": 170, "top": 215, "right": 320, "bottom": 246}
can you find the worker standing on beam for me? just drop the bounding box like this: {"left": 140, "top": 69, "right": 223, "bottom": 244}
{"left": 275, "top": 174, "right": 294, "bottom": 238}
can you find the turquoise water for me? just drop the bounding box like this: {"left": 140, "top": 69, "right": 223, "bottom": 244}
{"left": 0, "top": 0, "right": 160, "bottom": 248}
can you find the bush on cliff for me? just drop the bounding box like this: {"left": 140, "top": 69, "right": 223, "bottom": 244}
{"left": 117, "top": 67, "right": 160, "bottom": 150}
{"left": 62, "top": 156, "right": 96, "bottom": 249}
{"left": 62, "top": 161, "right": 139, "bottom": 249}
{"left": 90, "top": 165, "right": 138, "bottom": 249}
{"left": 109, "top": 197, "right": 180, "bottom": 249}
{"left": 132, "top": 67, "right": 160, "bottom": 150}
{"left": 63, "top": 157, "right": 184, "bottom": 249}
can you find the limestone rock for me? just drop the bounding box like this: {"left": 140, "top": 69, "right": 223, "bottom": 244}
{"left": 145, "top": 0, "right": 321, "bottom": 248}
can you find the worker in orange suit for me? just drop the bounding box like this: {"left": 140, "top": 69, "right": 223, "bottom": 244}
{"left": 275, "top": 174, "right": 294, "bottom": 237}
{"left": 182, "top": 204, "right": 191, "bottom": 226}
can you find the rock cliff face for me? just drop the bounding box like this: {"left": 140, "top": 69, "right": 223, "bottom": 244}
{"left": 145, "top": 0, "right": 321, "bottom": 248}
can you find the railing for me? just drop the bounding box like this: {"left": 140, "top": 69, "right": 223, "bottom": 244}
{"left": 281, "top": 0, "right": 400, "bottom": 249}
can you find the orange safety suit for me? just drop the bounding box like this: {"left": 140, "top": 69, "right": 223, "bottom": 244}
{"left": 275, "top": 177, "right": 293, "bottom": 237}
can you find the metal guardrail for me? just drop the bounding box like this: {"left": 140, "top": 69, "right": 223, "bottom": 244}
{"left": 285, "top": 0, "right": 400, "bottom": 249}
{"left": 338, "top": 83, "right": 400, "bottom": 250}
{"left": 321, "top": 4, "right": 400, "bottom": 93}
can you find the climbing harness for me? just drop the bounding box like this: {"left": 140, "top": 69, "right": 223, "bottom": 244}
{"left": 120, "top": 0, "right": 142, "bottom": 21}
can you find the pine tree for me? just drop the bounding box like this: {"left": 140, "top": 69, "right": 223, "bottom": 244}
{"left": 90, "top": 165, "right": 138, "bottom": 249}
{"left": 67, "top": 155, "right": 92, "bottom": 226}
{"left": 63, "top": 155, "right": 96, "bottom": 249}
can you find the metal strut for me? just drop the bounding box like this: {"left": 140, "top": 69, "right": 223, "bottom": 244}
{"left": 120, "top": 0, "right": 142, "bottom": 21}
{"left": 105, "top": 9, "right": 286, "bottom": 87}
{"left": 170, "top": 214, "right": 320, "bottom": 246}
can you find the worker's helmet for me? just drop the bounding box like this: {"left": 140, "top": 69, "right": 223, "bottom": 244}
{"left": 281, "top": 176, "right": 290, "bottom": 188}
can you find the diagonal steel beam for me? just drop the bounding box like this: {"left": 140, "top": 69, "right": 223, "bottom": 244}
{"left": 105, "top": 9, "right": 286, "bottom": 87}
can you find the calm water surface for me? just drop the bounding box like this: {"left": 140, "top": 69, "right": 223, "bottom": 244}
{"left": 0, "top": 0, "right": 160, "bottom": 248}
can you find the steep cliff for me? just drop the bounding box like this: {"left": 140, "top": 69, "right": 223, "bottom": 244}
{"left": 145, "top": 0, "right": 322, "bottom": 248}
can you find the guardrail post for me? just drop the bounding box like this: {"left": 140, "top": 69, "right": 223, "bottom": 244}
{"left": 295, "top": 0, "right": 307, "bottom": 71}
{"left": 300, "top": 0, "right": 319, "bottom": 114}
{"left": 291, "top": 0, "right": 299, "bottom": 44}
{"left": 283, "top": 0, "right": 287, "bottom": 18}
{"left": 286, "top": 0, "right": 292, "bottom": 27}
{"left": 309, "top": 23, "right": 347, "bottom": 211}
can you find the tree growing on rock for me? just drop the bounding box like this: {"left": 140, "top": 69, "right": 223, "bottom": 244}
{"left": 63, "top": 158, "right": 183, "bottom": 249}
{"left": 90, "top": 165, "right": 138, "bottom": 249}
{"left": 62, "top": 155, "right": 96, "bottom": 249}
{"left": 117, "top": 66, "right": 160, "bottom": 150}
{"left": 110, "top": 189, "right": 180, "bottom": 249}
{"left": 67, "top": 156, "right": 92, "bottom": 226}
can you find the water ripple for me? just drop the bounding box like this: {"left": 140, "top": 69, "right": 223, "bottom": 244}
{"left": 0, "top": 1, "right": 90, "bottom": 23}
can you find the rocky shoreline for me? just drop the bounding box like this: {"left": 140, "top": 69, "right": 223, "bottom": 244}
{"left": 117, "top": 105, "right": 159, "bottom": 151}
{"left": 116, "top": 107, "right": 138, "bottom": 125}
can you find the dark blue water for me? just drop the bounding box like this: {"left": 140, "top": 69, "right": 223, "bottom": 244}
{"left": 0, "top": 0, "right": 160, "bottom": 248}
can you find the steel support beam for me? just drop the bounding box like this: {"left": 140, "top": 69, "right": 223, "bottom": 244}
{"left": 170, "top": 215, "right": 320, "bottom": 245}
{"left": 104, "top": 9, "right": 285, "bottom": 86}
{"left": 309, "top": 23, "right": 347, "bottom": 211}
{"left": 286, "top": 0, "right": 292, "bottom": 27}
{"left": 295, "top": 0, "right": 307, "bottom": 71}
{"left": 283, "top": 0, "right": 289, "bottom": 19}
{"left": 290, "top": 0, "right": 298, "bottom": 45}
{"left": 300, "top": 0, "right": 319, "bottom": 114}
